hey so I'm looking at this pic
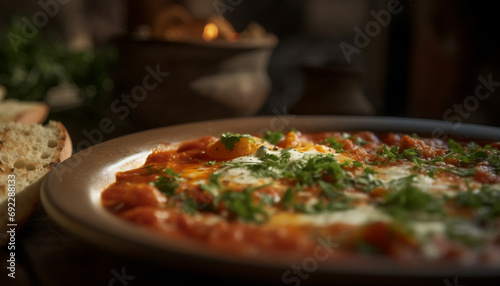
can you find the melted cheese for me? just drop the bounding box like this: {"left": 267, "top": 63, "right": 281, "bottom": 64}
{"left": 219, "top": 167, "right": 272, "bottom": 185}
{"left": 216, "top": 147, "right": 335, "bottom": 186}
{"left": 373, "top": 166, "right": 448, "bottom": 194}
{"left": 375, "top": 166, "right": 412, "bottom": 184}
{"left": 270, "top": 205, "right": 392, "bottom": 226}
{"left": 411, "top": 221, "right": 445, "bottom": 239}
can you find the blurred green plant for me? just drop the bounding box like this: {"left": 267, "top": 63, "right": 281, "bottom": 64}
{"left": 0, "top": 15, "right": 117, "bottom": 108}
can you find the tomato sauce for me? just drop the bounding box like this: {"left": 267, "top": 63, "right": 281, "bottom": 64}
{"left": 101, "top": 131, "right": 500, "bottom": 264}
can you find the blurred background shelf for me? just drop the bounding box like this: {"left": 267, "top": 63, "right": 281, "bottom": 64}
{"left": 2, "top": 0, "right": 499, "bottom": 133}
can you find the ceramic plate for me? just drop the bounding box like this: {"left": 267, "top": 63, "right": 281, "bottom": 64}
{"left": 41, "top": 115, "right": 500, "bottom": 282}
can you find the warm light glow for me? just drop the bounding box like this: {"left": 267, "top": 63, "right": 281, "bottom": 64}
{"left": 202, "top": 22, "right": 218, "bottom": 41}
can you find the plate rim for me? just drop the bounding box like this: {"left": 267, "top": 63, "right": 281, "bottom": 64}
{"left": 41, "top": 115, "right": 500, "bottom": 278}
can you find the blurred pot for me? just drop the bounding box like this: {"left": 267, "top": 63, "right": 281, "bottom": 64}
{"left": 112, "top": 35, "right": 277, "bottom": 128}
{"left": 291, "top": 62, "right": 375, "bottom": 116}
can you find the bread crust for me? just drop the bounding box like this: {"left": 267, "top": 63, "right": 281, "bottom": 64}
{"left": 0, "top": 121, "right": 72, "bottom": 247}
{"left": 55, "top": 121, "right": 73, "bottom": 162}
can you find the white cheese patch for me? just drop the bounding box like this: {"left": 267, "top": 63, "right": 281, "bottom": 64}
{"left": 412, "top": 174, "right": 435, "bottom": 192}
{"left": 220, "top": 167, "right": 272, "bottom": 185}
{"left": 295, "top": 205, "right": 392, "bottom": 226}
{"left": 419, "top": 240, "right": 443, "bottom": 259}
{"left": 287, "top": 149, "right": 323, "bottom": 162}
{"left": 411, "top": 221, "right": 445, "bottom": 239}
{"left": 374, "top": 166, "right": 444, "bottom": 194}
{"left": 256, "top": 148, "right": 327, "bottom": 162}
{"left": 216, "top": 148, "right": 329, "bottom": 185}
{"left": 230, "top": 156, "right": 264, "bottom": 164}
{"left": 344, "top": 192, "right": 369, "bottom": 200}
{"left": 216, "top": 154, "right": 268, "bottom": 185}
{"left": 374, "top": 165, "right": 412, "bottom": 185}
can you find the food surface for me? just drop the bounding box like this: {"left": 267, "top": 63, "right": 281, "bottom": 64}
{"left": 101, "top": 129, "right": 500, "bottom": 265}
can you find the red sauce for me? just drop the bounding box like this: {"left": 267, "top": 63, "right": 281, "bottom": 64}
{"left": 101, "top": 131, "right": 500, "bottom": 264}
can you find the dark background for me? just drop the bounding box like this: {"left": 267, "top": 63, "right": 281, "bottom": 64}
{"left": 2, "top": 0, "right": 499, "bottom": 132}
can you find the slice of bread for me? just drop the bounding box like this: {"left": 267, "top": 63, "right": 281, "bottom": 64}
{"left": 0, "top": 98, "right": 49, "bottom": 124}
{"left": 0, "top": 121, "right": 72, "bottom": 247}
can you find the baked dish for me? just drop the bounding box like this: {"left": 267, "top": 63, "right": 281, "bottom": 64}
{"left": 101, "top": 129, "right": 500, "bottom": 265}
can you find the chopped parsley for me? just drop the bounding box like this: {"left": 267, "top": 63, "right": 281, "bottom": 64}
{"left": 379, "top": 145, "right": 399, "bottom": 161}
{"left": 381, "top": 175, "right": 444, "bottom": 220}
{"left": 281, "top": 188, "right": 295, "bottom": 209}
{"left": 142, "top": 164, "right": 163, "bottom": 174}
{"left": 485, "top": 149, "right": 500, "bottom": 173}
{"left": 220, "top": 188, "right": 268, "bottom": 223}
{"left": 150, "top": 168, "right": 181, "bottom": 196}
{"left": 294, "top": 196, "right": 351, "bottom": 214}
{"left": 377, "top": 145, "right": 425, "bottom": 165}
{"left": 373, "top": 139, "right": 500, "bottom": 179}
{"left": 453, "top": 184, "right": 500, "bottom": 223}
{"left": 220, "top": 132, "right": 255, "bottom": 151}
{"left": 318, "top": 180, "right": 344, "bottom": 198}
{"left": 239, "top": 147, "right": 290, "bottom": 178}
{"left": 262, "top": 131, "right": 284, "bottom": 145}
{"left": 354, "top": 167, "right": 382, "bottom": 193}
{"left": 448, "top": 138, "right": 466, "bottom": 155}
{"left": 387, "top": 175, "right": 416, "bottom": 192}
{"left": 401, "top": 148, "right": 419, "bottom": 159}
{"left": 445, "top": 219, "right": 483, "bottom": 247}
{"left": 285, "top": 153, "right": 348, "bottom": 186}
{"left": 164, "top": 168, "right": 179, "bottom": 178}
{"left": 424, "top": 165, "right": 476, "bottom": 178}
{"left": 446, "top": 167, "right": 477, "bottom": 177}
{"left": 446, "top": 138, "right": 500, "bottom": 170}
{"left": 260, "top": 193, "right": 275, "bottom": 205}
{"left": 342, "top": 133, "right": 370, "bottom": 146}
{"left": 219, "top": 147, "right": 355, "bottom": 213}
{"left": 226, "top": 147, "right": 351, "bottom": 189}
{"left": 356, "top": 240, "right": 381, "bottom": 256}
{"left": 321, "top": 137, "right": 345, "bottom": 152}
{"left": 200, "top": 173, "right": 223, "bottom": 198}
{"left": 180, "top": 197, "right": 198, "bottom": 215}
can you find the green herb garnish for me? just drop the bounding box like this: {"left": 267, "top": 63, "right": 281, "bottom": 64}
{"left": 321, "top": 137, "right": 345, "bottom": 152}
{"left": 342, "top": 133, "right": 370, "bottom": 146}
{"left": 281, "top": 188, "right": 295, "bottom": 209}
{"left": 354, "top": 168, "right": 382, "bottom": 193}
{"left": 379, "top": 145, "right": 399, "bottom": 161}
{"left": 454, "top": 184, "right": 500, "bottom": 223}
{"left": 446, "top": 139, "right": 500, "bottom": 170}
{"left": 181, "top": 197, "right": 199, "bottom": 215}
{"left": 262, "top": 131, "right": 284, "bottom": 145}
{"left": 381, "top": 175, "right": 443, "bottom": 220}
{"left": 445, "top": 219, "right": 483, "bottom": 247}
{"left": 221, "top": 188, "right": 268, "bottom": 223}
{"left": 200, "top": 173, "right": 223, "bottom": 198}
{"left": 150, "top": 168, "right": 181, "bottom": 196}
{"left": 220, "top": 132, "right": 255, "bottom": 151}
{"left": 142, "top": 164, "right": 162, "bottom": 174}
